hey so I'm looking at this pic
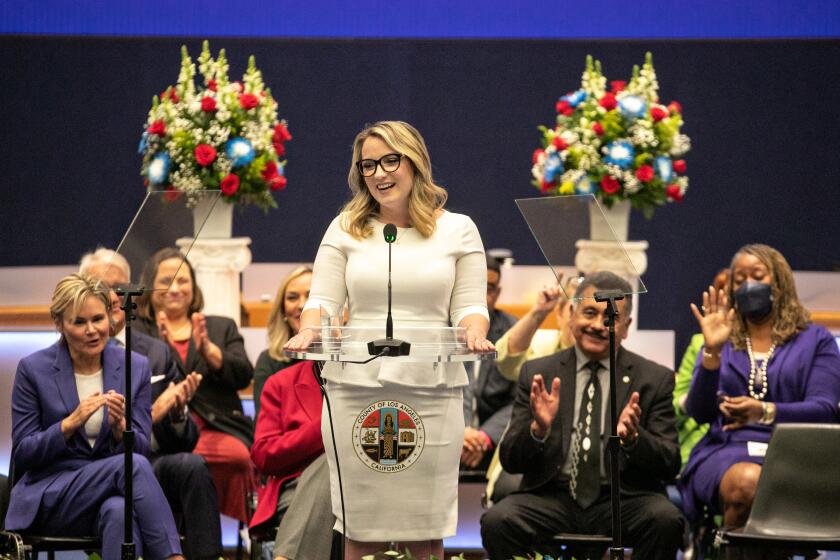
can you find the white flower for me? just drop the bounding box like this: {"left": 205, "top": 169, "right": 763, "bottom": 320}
{"left": 670, "top": 134, "right": 691, "bottom": 156}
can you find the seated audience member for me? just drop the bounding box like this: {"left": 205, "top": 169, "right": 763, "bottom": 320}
{"left": 461, "top": 256, "right": 518, "bottom": 470}
{"left": 80, "top": 248, "right": 223, "bottom": 559}
{"left": 494, "top": 275, "right": 579, "bottom": 382}
{"left": 253, "top": 265, "right": 312, "bottom": 419}
{"left": 481, "top": 271, "right": 684, "bottom": 560}
{"left": 4, "top": 274, "right": 183, "bottom": 560}
{"left": 679, "top": 244, "right": 840, "bottom": 529}
{"left": 673, "top": 268, "right": 729, "bottom": 467}
{"left": 135, "top": 247, "right": 255, "bottom": 525}
{"left": 251, "top": 360, "right": 334, "bottom": 560}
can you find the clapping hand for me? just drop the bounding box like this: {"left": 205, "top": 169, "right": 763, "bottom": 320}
{"left": 530, "top": 374, "right": 560, "bottom": 439}
{"left": 192, "top": 313, "right": 222, "bottom": 369}
{"left": 157, "top": 311, "right": 175, "bottom": 346}
{"left": 690, "top": 285, "right": 736, "bottom": 353}
{"left": 617, "top": 392, "right": 641, "bottom": 445}
{"left": 61, "top": 392, "right": 107, "bottom": 441}
{"left": 104, "top": 390, "right": 126, "bottom": 442}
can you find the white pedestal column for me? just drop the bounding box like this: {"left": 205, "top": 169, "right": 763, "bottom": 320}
{"left": 574, "top": 239, "right": 649, "bottom": 331}
{"left": 176, "top": 237, "right": 252, "bottom": 326}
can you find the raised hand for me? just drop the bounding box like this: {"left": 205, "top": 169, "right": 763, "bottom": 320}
{"left": 104, "top": 390, "right": 126, "bottom": 441}
{"left": 530, "top": 374, "right": 561, "bottom": 439}
{"left": 720, "top": 395, "right": 763, "bottom": 431}
{"left": 690, "top": 285, "right": 736, "bottom": 353}
{"left": 617, "top": 391, "right": 641, "bottom": 445}
{"left": 532, "top": 283, "right": 565, "bottom": 317}
{"left": 61, "top": 392, "right": 107, "bottom": 440}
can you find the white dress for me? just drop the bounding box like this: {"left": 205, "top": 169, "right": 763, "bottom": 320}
{"left": 304, "top": 211, "right": 488, "bottom": 541}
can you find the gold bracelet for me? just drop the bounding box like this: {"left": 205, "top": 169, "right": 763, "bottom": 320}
{"left": 760, "top": 402, "right": 777, "bottom": 425}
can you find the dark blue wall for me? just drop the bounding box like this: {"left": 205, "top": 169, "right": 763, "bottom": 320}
{"left": 2, "top": 36, "right": 839, "bottom": 358}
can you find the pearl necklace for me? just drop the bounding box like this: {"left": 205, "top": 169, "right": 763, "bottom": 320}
{"left": 746, "top": 337, "right": 776, "bottom": 401}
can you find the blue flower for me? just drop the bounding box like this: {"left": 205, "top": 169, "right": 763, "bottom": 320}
{"left": 604, "top": 141, "right": 635, "bottom": 169}
{"left": 226, "top": 137, "right": 255, "bottom": 168}
{"left": 543, "top": 152, "right": 563, "bottom": 182}
{"left": 147, "top": 152, "right": 170, "bottom": 185}
{"left": 561, "top": 89, "right": 587, "bottom": 108}
{"left": 655, "top": 156, "right": 673, "bottom": 182}
{"left": 618, "top": 95, "right": 647, "bottom": 119}
{"left": 137, "top": 131, "right": 148, "bottom": 155}
{"left": 574, "top": 175, "right": 595, "bottom": 195}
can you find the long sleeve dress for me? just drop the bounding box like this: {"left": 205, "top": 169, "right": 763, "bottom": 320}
{"left": 678, "top": 324, "right": 840, "bottom": 521}
{"left": 302, "top": 211, "right": 488, "bottom": 541}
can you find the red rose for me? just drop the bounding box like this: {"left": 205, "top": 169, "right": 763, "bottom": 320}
{"left": 261, "top": 161, "right": 279, "bottom": 181}
{"left": 273, "top": 123, "right": 293, "bottom": 143}
{"left": 555, "top": 100, "right": 573, "bottom": 116}
{"left": 532, "top": 149, "right": 545, "bottom": 164}
{"left": 207, "top": 79, "right": 217, "bottom": 92}
{"left": 650, "top": 106, "right": 668, "bottom": 122}
{"left": 200, "top": 96, "right": 217, "bottom": 112}
{"left": 592, "top": 122, "right": 605, "bottom": 136}
{"left": 552, "top": 135, "right": 568, "bottom": 151}
{"left": 599, "top": 93, "right": 617, "bottom": 111}
{"left": 239, "top": 93, "right": 259, "bottom": 110}
{"left": 194, "top": 144, "right": 217, "bottom": 167}
{"left": 270, "top": 176, "right": 287, "bottom": 191}
{"left": 610, "top": 80, "right": 626, "bottom": 93}
{"left": 540, "top": 178, "right": 555, "bottom": 193}
{"left": 635, "top": 165, "right": 655, "bottom": 182}
{"left": 161, "top": 87, "right": 179, "bottom": 103}
{"left": 163, "top": 186, "right": 182, "bottom": 202}
{"left": 668, "top": 101, "right": 682, "bottom": 114}
{"left": 600, "top": 176, "right": 621, "bottom": 194}
{"left": 672, "top": 159, "right": 687, "bottom": 174}
{"left": 220, "top": 173, "right": 240, "bottom": 196}
{"left": 148, "top": 120, "right": 166, "bottom": 136}
{"left": 666, "top": 184, "right": 683, "bottom": 201}
{"left": 273, "top": 141, "right": 286, "bottom": 157}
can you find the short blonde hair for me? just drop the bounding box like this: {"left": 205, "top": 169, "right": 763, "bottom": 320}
{"left": 266, "top": 265, "right": 313, "bottom": 361}
{"left": 341, "top": 121, "right": 448, "bottom": 239}
{"left": 50, "top": 273, "right": 111, "bottom": 326}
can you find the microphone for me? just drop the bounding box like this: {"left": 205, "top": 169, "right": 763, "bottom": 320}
{"left": 367, "top": 224, "right": 411, "bottom": 356}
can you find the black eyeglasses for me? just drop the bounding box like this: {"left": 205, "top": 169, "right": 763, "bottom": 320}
{"left": 356, "top": 153, "right": 403, "bottom": 177}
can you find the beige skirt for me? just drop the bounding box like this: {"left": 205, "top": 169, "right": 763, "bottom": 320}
{"left": 321, "top": 381, "right": 464, "bottom": 542}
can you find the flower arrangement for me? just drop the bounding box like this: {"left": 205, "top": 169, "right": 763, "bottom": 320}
{"left": 139, "top": 41, "right": 291, "bottom": 210}
{"left": 531, "top": 52, "right": 690, "bottom": 218}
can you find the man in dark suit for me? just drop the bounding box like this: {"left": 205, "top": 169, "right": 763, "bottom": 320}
{"left": 80, "top": 249, "right": 223, "bottom": 560}
{"left": 462, "top": 256, "right": 518, "bottom": 470}
{"left": 481, "top": 271, "right": 684, "bottom": 560}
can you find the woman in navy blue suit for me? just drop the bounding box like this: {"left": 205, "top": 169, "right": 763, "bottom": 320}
{"left": 4, "top": 274, "right": 183, "bottom": 560}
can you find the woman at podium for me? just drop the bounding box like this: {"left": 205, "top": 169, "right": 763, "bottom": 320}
{"left": 285, "top": 121, "right": 493, "bottom": 559}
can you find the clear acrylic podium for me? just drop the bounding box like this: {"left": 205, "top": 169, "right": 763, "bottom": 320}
{"left": 285, "top": 326, "right": 497, "bottom": 364}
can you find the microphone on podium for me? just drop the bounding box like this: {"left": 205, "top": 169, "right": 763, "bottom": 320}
{"left": 367, "top": 223, "right": 411, "bottom": 356}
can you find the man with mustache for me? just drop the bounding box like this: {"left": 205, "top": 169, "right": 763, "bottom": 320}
{"left": 481, "top": 271, "right": 684, "bottom": 560}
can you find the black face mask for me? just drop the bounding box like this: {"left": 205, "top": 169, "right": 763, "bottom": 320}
{"left": 734, "top": 281, "right": 773, "bottom": 321}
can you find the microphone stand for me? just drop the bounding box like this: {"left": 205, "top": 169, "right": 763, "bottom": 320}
{"left": 116, "top": 285, "right": 143, "bottom": 560}
{"left": 368, "top": 224, "right": 410, "bottom": 357}
{"left": 594, "top": 289, "right": 625, "bottom": 560}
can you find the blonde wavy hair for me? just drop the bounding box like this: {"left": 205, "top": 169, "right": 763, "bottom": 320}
{"left": 729, "top": 244, "right": 810, "bottom": 350}
{"left": 266, "top": 265, "right": 313, "bottom": 361}
{"left": 50, "top": 273, "right": 112, "bottom": 329}
{"left": 341, "top": 121, "right": 448, "bottom": 239}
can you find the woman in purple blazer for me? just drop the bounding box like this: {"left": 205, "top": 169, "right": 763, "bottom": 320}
{"left": 4, "top": 274, "right": 183, "bottom": 560}
{"left": 679, "top": 244, "right": 840, "bottom": 527}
